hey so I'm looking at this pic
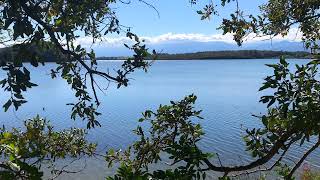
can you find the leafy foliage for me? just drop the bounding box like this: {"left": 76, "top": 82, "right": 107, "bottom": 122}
{"left": 244, "top": 57, "right": 320, "bottom": 178}
{"left": 301, "top": 163, "right": 320, "bottom": 180}
{"left": 0, "top": 0, "right": 155, "bottom": 128}
{"left": 103, "top": 0, "right": 320, "bottom": 178}
{"left": 193, "top": 0, "right": 320, "bottom": 178}
{"left": 0, "top": 65, "right": 36, "bottom": 112}
{"left": 106, "top": 95, "right": 212, "bottom": 179}
{"left": 105, "top": 57, "right": 320, "bottom": 179}
{"left": 0, "top": 0, "right": 320, "bottom": 179}
{"left": 0, "top": 115, "right": 96, "bottom": 179}
{"left": 194, "top": 0, "right": 320, "bottom": 48}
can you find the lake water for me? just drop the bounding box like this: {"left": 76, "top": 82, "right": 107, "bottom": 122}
{"left": 0, "top": 59, "right": 319, "bottom": 179}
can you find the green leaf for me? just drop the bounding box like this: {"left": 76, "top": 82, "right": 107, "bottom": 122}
{"left": 55, "top": 19, "right": 62, "bottom": 26}
{"left": 259, "top": 84, "right": 269, "bottom": 91}
{"left": 3, "top": 100, "right": 12, "bottom": 112}
{"left": 279, "top": 56, "right": 287, "bottom": 65}
{"left": 14, "top": 93, "right": 24, "bottom": 99}
{"left": 267, "top": 98, "right": 276, "bottom": 107}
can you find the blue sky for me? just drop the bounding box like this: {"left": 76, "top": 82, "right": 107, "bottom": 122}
{"left": 113, "top": 0, "right": 267, "bottom": 36}
{"left": 76, "top": 0, "right": 304, "bottom": 56}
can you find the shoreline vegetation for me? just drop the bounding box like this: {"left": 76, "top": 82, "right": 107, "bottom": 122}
{"left": 94, "top": 50, "right": 310, "bottom": 60}
{"left": 0, "top": 49, "right": 310, "bottom": 63}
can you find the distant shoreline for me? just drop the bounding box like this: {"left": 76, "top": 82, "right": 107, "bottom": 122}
{"left": 94, "top": 50, "right": 310, "bottom": 60}
{"left": 0, "top": 49, "right": 311, "bottom": 63}
{"left": 93, "top": 58, "right": 311, "bottom": 61}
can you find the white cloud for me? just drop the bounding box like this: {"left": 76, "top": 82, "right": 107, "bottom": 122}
{"left": 141, "top": 33, "right": 236, "bottom": 44}
{"left": 75, "top": 28, "right": 303, "bottom": 48}
{"left": 0, "top": 28, "right": 303, "bottom": 50}
{"left": 241, "top": 28, "right": 303, "bottom": 43}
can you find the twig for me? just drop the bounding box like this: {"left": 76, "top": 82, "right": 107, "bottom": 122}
{"left": 287, "top": 136, "right": 320, "bottom": 178}
{"left": 138, "top": 0, "right": 160, "bottom": 18}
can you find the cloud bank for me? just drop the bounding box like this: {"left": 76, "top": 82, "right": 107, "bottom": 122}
{"left": 77, "top": 28, "right": 303, "bottom": 49}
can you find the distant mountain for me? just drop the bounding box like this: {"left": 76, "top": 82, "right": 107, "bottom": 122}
{"left": 242, "top": 41, "right": 307, "bottom": 52}
{"left": 92, "top": 40, "right": 307, "bottom": 57}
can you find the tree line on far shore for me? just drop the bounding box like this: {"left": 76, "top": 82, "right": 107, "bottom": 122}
{"left": 96, "top": 50, "right": 310, "bottom": 60}
{"left": 0, "top": 47, "right": 310, "bottom": 63}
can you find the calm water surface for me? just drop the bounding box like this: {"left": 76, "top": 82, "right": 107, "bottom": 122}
{"left": 0, "top": 59, "right": 319, "bottom": 179}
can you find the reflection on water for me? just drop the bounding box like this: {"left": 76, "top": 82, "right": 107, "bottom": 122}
{"left": 0, "top": 59, "right": 318, "bottom": 179}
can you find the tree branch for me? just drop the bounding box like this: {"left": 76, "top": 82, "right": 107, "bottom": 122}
{"left": 287, "top": 136, "right": 320, "bottom": 178}
{"left": 201, "top": 131, "right": 293, "bottom": 175}
{"left": 89, "top": 73, "right": 100, "bottom": 105}
{"left": 230, "top": 139, "right": 294, "bottom": 177}
{"left": 20, "top": 1, "right": 121, "bottom": 83}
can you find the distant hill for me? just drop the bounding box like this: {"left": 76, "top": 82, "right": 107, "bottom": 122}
{"left": 151, "top": 40, "right": 306, "bottom": 54}
{"left": 96, "top": 50, "right": 310, "bottom": 60}
{"left": 92, "top": 39, "right": 307, "bottom": 57}
{"left": 0, "top": 43, "right": 66, "bottom": 64}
